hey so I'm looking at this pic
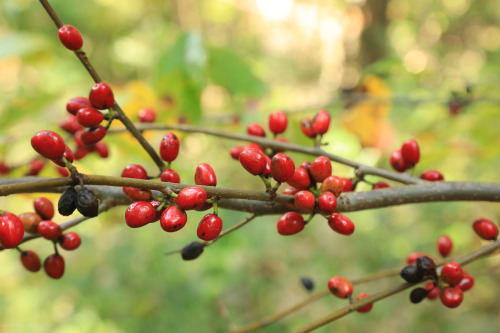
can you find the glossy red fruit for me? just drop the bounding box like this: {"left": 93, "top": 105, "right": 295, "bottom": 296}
{"left": 123, "top": 187, "right": 152, "bottom": 202}
{"left": 44, "top": 254, "right": 65, "bottom": 279}
{"left": 271, "top": 153, "right": 295, "bottom": 183}
{"left": 58, "top": 25, "right": 83, "bottom": 51}
{"left": 0, "top": 161, "right": 9, "bottom": 175}
{"left": 294, "top": 191, "right": 315, "bottom": 213}
{"left": 66, "top": 96, "right": 92, "bottom": 115}
{"left": 195, "top": 163, "right": 217, "bottom": 186}
{"left": 95, "top": 141, "right": 109, "bottom": 158}
{"left": 121, "top": 164, "right": 148, "bottom": 179}
{"left": 76, "top": 108, "right": 104, "bottom": 128}
{"left": 437, "top": 235, "right": 453, "bottom": 257}
{"left": 26, "top": 158, "right": 45, "bottom": 176}
{"left": 230, "top": 146, "right": 245, "bottom": 160}
{"left": 421, "top": 170, "right": 444, "bottom": 181}
{"left": 161, "top": 168, "right": 181, "bottom": 183}
{"left": 425, "top": 282, "right": 440, "bottom": 299}
{"left": 18, "top": 212, "right": 42, "bottom": 234}
{"left": 59, "top": 232, "right": 81, "bottom": 250}
{"left": 328, "top": 213, "right": 355, "bottom": 235}
{"left": 176, "top": 187, "right": 207, "bottom": 210}
{"left": 33, "top": 197, "right": 54, "bottom": 220}
{"left": 262, "top": 154, "right": 272, "bottom": 177}
{"left": 0, "top": 213, "right": 25, "bottom": 248}
{"left": 299, "top": 161, "right": 311, "bottom": 171}
{"left": 197, "top": 214, "right": 223, "bottom": 241}
{"left": 57, "top": 167, "right": 70, "bottom": 177}
{"left": 37, "top": 221, "right": 62, "bottom": 241}
{"left": 31, "top": 130, "right": 66, "bottom": 160}
{"left": 269, "top": 111, "right": 288, "bottom": 134}
{"left": 406, "top": 251, "right": 426, "bottom": 265}
{"left": 287, "top": 168, "right": 310, "bottom": 190}
{"left": 20, "top": 250, "right": 41, "bottom": 272}
{"left": 457, "top": 274, "right": 474, "bottom": 292}
{"left": 312, "top": 110, "right": 331, "bottom": 135}
{"left": 81, "top": 126, "right": 106, "bottom": 145}
{"left": 441, "top": 262, "right": 464, "bottom": 286}
{"left": 401, "top": 139, "right": 420, "bottom": 165}
{"left": 247, "top": 123, "right": 266, "bottom": 137}
{"left": 160, "top": 205, "right": 187, "bottom": 232}
{"left": 277, "top": 212, "right": 305, "bottom": 235}
{"left": 390, "top": 149, "right": 409, "bottom": 172}
{"left": 472, "top": 218, "right": 498, "bottom": 240}
{"left": 52, "top": 145, "right": 74, "bottom": 167}
{"left": 327, "top": 276, "right": 353, "bottom": 299}
{"left": 318, "top": 191, "right": 337, "bottom": 215}
{"left": 321, "top": 176, "right": 343, "bottom": 197}
{"left": 246, "top": 143, "right": 264, "bottom": 152}
{"left": 138, "top": 108, "right": 156, "bottom": 123}
{"left": 300, "top": 118, "right": 316, "bottom": 138}
{"left": 341, "top": 177, "right": 354, "bottom": 192}
{"left": 125, "top": 201, "right": 156, "bottom": 228}
{"left": 73, "top": 146, "right": 89, "bottom": 160}
{"left": 282, "top": 187, "right": 299, "bottom": 209}
{"left": 149, "top": 201, "right": 164, "bottom": 222}
{"left": 372, "top": 181, "right": 390, "bottom": 190}
{"left": 239, "top": 149, "right": 267, "bottom": 176}
{"left": 310, "top": 156, "right": 332, "bottom": 183}
{"left": 89, "top": 82, "right": 115, "bottom": 109}
{"left": 355, "top": 293, "right": 373, "bottom": 313}
{"left": 440, "top": 287, "right": 463, "bottom": 308}
{"left": 160, "top": 133, "right": 180, "bottom": 162}
{"left": 59, "top": 114, "right": 83, "bottom": 133}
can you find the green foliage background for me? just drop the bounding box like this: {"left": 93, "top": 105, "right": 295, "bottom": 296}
{"left": 1, "top": 0, "right": 500, "bottom": 332}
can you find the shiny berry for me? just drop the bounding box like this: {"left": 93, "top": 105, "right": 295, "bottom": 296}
{"left": 321, "top": 176, "right": 343, "bottom": 197}
{"left": 437, "top": 235, "right": 453, "bottom": 257}
{"left": 390, "top": 149, "right": 409, "bottom": 172}
{"left": 44, "top": 254, "right": 65, "bottom": 279}
{"left": 176, "top": 187, "right": 207, "bottom": 210}
{"left": 300, "top": 118, "right": 316, "bottom": 138}
{"left": 26, "top": 158, "right": 45, "bottom": 176}
{"left": 318, "top": 191, "right": 337, "bottom": 215}
{"left": 58, "top": 25, "right": 83, "bottom": 51}
{"left": 0, "top": 213, "right": 25, "bottom": 248}
{"left": 457, "top": 274, "right": 474, "bottom": 292}
{"left": 247, "top": 123, "right": 266, "bottom": 137}
{"left": 138, "top": 108, "right": 156, "bottom": 123}
{"left": 76, "top": 108, "right": 104, "bottom": 128}
{"left": 440, "top": 287, "right": 463, "bottom": 308}
{"left": 52, "top": 145, "right": 74, "bottom": 167}
{"left": 36, "top": 221, "right": 62, "bottom": 241}
{"left": 18, "top": 212, "right": 42, "bottom": 234}
{"left": 421, "top": 170, "right": 444, "bottom": 181}
{"left": 123, "top": 187, "right": 152, "bottom": 201}
{"left": 59, "top": 232, "right": 81, "bottom": 250}
{"left": 197, "top": 214, "right": 223, "bottom": 241}
{"left": 294, "top": 191, "right": 315, "bottom": 213}
{"left": 95, "top": 141, "right": 109, "bottom": 158}
{"left": 161, "top": 168, "right": 181, "bottom": 183}
{"left": 400, "top": 265, "right": 424, "bottom": 283}
{"left": 125, "top": 201, "right": 156, "bottom": 228}
{"left": 327, "top": 276, "right": 353, "bottom": 299}
{"left": 299, "top": 161, "right": 311, "bottom": 171}
{"left": 246, "top": 143, "right": 264, "bottom": 152}
{"left": 230, "top": 146, "right": 245, "bottom": 160}
{"left": 160, "top": 205, "right": 188, "bottom": 232}
{"left": 310, "top": 156, "right": 332, "bottom": 183}
{"left": 300, "top": 277, "right": 314, "bottom": 291}
{"left": 34, "top": 197, "right": 54, "bottom": 220}
{"left": 472, "top": 218, "right": 498, "bottom": 240}
{"left": 269, "top": 111, "right": 288, "bottom": 134}
{"left": 312, "top": 110, "right": 331, "bottom": 135}
{"left": 440, "top": 262, "right": 464, "bottom": 286}
{"left": 239, "top": 149, "right": 267, "bottom": 176}
{"left": 181, "top": 241, "right": 205, "bottom": 260}
{"left": 31, "top": 130, "right": 66, "bottom": 160}
{"left": 89, "top": 82, "right": 115, "bottom": 109}
{"left": 328, "top": 213, "right": 355, "bottom": 236}
{"left": 20, "top": 250, "right": 41, "bottom": 272}
{"left": 287, "top": 168, "right": 310, "bottom": 190}
{"left": 75, "top": 188, "right": 99, "bottom": 217}
{"left": 195, "top": 163, "right": 217, "bottom": 186}
{"left": 425, "top": 282, "right": 440, "bottom": 299}
{"left": 341, "top": 177, "right": 354, "bottom": 192}
{"left": 401, "top": 139, "right": 420, "bottom": 165}
{"left": 282, "top": 187, "right": 299, "bottom": 209}
{"left": 355, "top": 293, "right": 373, "bottom": 313}
{"left": 59, "top": 114, "right": 83, "bottom": 133}
{"left": 58, "top": 186, "right": 78, "bottom": 216}
{"left": 416, "top": 256, "right": 437, "bottom": 280}
{"left": 81, "top": 126, "right": 106, "bottom": 145}
{"left": 372, "top": 181, "right": 390, "bottom": 190}
{"left": 271, "top": 153, "right": 295, "bottom": 183}
{"left": 122, "top": 164, "right": 148, "bottom": 179}
{"left": 66, "top": 96, "right": 92, "bottom": 115}
{"left": 277, "top": 212, "right": 304, "bottom": 235}
{"left": 160, "top": 133, "right": 180, "bottom": 162}
{"left": 410, "top": 287, "right": 429, "bottom": 304}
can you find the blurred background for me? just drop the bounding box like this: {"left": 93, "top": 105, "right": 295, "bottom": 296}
{"left": 1, "top": 0, "right": 500, "bottom": 332}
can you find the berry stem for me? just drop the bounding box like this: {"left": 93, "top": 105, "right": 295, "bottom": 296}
{"left": 259, "top": 174, "right": 272, "bottom": 191}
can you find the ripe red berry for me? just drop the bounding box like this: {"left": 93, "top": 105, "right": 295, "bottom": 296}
{"left": 246, "top": 143, "right": 264, "bottom": 152}
{"left": 37, "top": 221, "right": 63, "bottom": 241}
{"left": 59, "top": 232, "right": 81, "bottom": 250}
{"left": 95, "top": 141, "right": 109, "bottom": 158}
{"left": 18, "top": 212, "right": 42, "bottom": 234}
{"left": 239, "top": 149, "right": 267, "bottom": 176}
{"left": 300, "top": 118, "right": 316, "bottom": 138}
{"left": 269, "top": 111, "right": 288, "bottom": 134}
{"left": 33, "top": 197, "right": 54, "bottom": 220}
{"left": 59, "top": 114, "right": 83, "bottom": 133}
{"left": 327, "top": 276, "right": 353, "bottom": 299}
{"left": 310, "top": 156, "right": 332, "bottom": 183}
{"left": 80, "top": 126, "right": 106, "bottom": 145}
{"left": 197, "top": 214, "right": 223, "bottom": 241}
{"left": 401, "top": 139, "right": 420, "bottom": 165}
{"left": 341, "top": 177, "right": 354, "bottom": 192}
{"left": 0, "top": 213, "right": 25, "bottom": 248}
{"left": 160, "top": 133, "right": 180, "bottom": 163}
{"left": 122, "top": 164, "right": 148, "bottom": 179}
{"left": 176, "top": 187, "right": 207, "bottom": 210}
{"left": 138, "top": 108, "right": 156, "bottom": 123}
{"left": 149, "top": 201, "right": 164, "bottom": 222}
{"left": 271, "top": 153, "right": 295, "bottom": 183}
{"left": 73, "top": 146, "right": 89, "bottom": 160}
{"left": 0, "top": 161, "right": 9, "bottom": 175}
{"left": 437, "top": 235, "right": 453, "bottom": 257}
{"left": 355, "top": 293, "right": 373, "bottom": 313}
{"left": 20, "top": 250, "right": 41, "bottom": 272}
{"left": 89, "top": 82, "right": 115, "bottom": 109}
{"left": 328, "top": 213, "right": 355, "bottom": 235}
{"left": 66, "top": 96, "right": 92, "bottom": 115}
{"left": 195, "top": 163, "right": 217, "bottom": 186}
{"left": 425, "top": 282, "right": 440, "bottom": 299}
{"left": 472, "top": 218, "right": 498, "bottom": 240}
{"left": 160, "top": 205, "right": 188, "bottom": 232}
{"left": 247, "top": 123, "right": 266, "bottom": 137}
{"left": 58, "top": 25, "right": 83, "bottom": 51}
{"left": 299, "top": 161, "right": 311, "bottom": 171}
{"left": 57, "top": 166, "right": 70, "bottom": 177}
{"left": 277, "top": 212, "right": 305, "bottom": 235}
{"left": 123, "top": 187, "right": 152, "bottom": 202}
{"left": 318, "top": 191, "right": 337, "bottom": 215}
{"left": 26, "top": 158, "right": 45, "bottom": 176}
{"left": 52, "top": 145, "right": 74, "bottom": 167}
{"left": 31, "top": 130, "right": 66, "bottom": 160}
{"left": 321, "top": 176, "right": 344, "bottom": 197}
{"left": 76, "top": 108, "right": 104, "bottom": 128}
{"left": 287, "top": 168, "right": 311, "bottom": 190}
{"left": 421, "top": 170, "right": 444, "bottom": 181}
{"left": 440, "top": 262, "right": 464, "bottom": 286}
{"left": 294, "top": 191, "right": 316, "bottom": 213}
{"left": 44, "top": 254, "right": 65, "bottom": 279}
{"left": 312, "top": 110, "right": 331, "bottom": 135}
{"left": 125, "top": 201, "right": 156, "bottom": 228}
{"left": 161, "top": 168, "right": 181, "bottom": 183}
{"left": 457, "top": 274, "right": 474, "bottom": 292}
{"left": 282, "top": 187, "right": 299, "bottom": 209}
{"left": 230, "top": 146, "right": 245, "bottom": 160}
{"left": 440, "top": 287, "right": 463, "bottom": 308}
{"left": 390, "top": 149, "right": 409, "bottom": 172}
{"left": 372, "top": 181, "right": 390, "bottom": 190}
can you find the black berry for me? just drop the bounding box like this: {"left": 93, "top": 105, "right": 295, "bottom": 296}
{"left": 75, "top": 187, "right": 99, "bottom": 217}
{"left": 400, "top": 265, "right": 424, "bottom": 283}
{"left": 181, "top": 242, "right": 205, "bottom": 261}
{"left": 410, "top": 287, "right": 429, "bottom": 304}
{"left": 58, "top": 186, "right": 78, "bottom": 216}
{"left": 300, "top": 277, "right": 314, "bottom": 291}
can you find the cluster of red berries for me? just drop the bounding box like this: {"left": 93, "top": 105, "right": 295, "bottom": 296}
{"left": 327, "top": 276, "right": 373, "bottom": 313}
{"left": 0, "top": 197, "right": 81, "bottom": 279}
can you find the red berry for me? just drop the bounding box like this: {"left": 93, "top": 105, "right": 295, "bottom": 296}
{"left": 269, "top": 111, "right": 288, "bottom": 134}
{"left": 472, "top": 218, "right": 498, "bottom": 240}
{"left": 390, "top": 149, "right": 409, "bottom": 172}
{"left": 0, "top": 161, "right": 9, "bottom": 175}
{"left": 176, "top": 187, "right": 207, "bottom": 210}
{"left": 161, "top": 168, "right": 181, "bottom": 183}
{"left": 125, "top": 201, "right": 156, "bottom": 228}
{"left": 300, "top": 118, "right": 316, "bottom": 138}
{"left": 195, "top": 163, "right": 217, "bottom": 186}
{"left": 197, "top": 214, "right": 223, "bottom": 241}
{"left": 372, "top": 181, "right": 390, "bottom": 190}
{"left": 270, "top": 153, "right": 295, "bottom": 183}
{"left": 355, "top": 293, "right": 373, "bottom": 313}
{"left": 122, "top": 164, "right": 148, "bottom": 179}
{"left": 44, "top": 254, "right": 65, "bottom": 279}
{"left": 318, "top": 191, "right": 337, "bottom": 215}
{"left": 81, "top": 126, "right": 106, "bottom": 145}
{"left": 312, "top": 110, "right": 331, "bottom": 135}
{"left": 282, "top": 187, "right": 299, "bottom": 209}
{"left": 95, "top": 141, "right": 109, "bottom": 158}
{"left": 327, "top": 276, "right": 353, "bottom": 299}
{"left": 0, "top": 213, "right": 25, "bottom": 248}
{"left": 31, "top": 130, "right": 66, "bottom": 160}
{"left": 34, "top": 197, "right": 54, "bottom": 220}
{"left": 277, "top": 212, "right": 305, "bottom": 235}
{"left": 25, "top": 158, "right": 45, "bottom": 176}
{"left": 138, "top": 108, "right": 156, "bottom": 123}
{"left": 440, "top": 287, "right": 463, "bottom": 308}
{"left": 52, "top": 145, "right": 74, "bottom": 167}
{"left": 246, "top": 143, "right": 264, "bottom": 152}
{"left": 287, "top": 168, "right": 311, "bottom": 190}
{"left": 299, "top": 161, "right": 311, "bottom": 171}
{"left": 328, "top": 213, "right": 355, "bottom": 236}
{"left": 437, "top": 235, "right": 453, "bottom": 257}
{"left": 160, "top": 205, "right": 188, "bottom": 232}
{"left": 448, "top": 101, "right": 461, "bottom": 115}
{"left": 421, "top": 170, "right": 444, "bottom": 181}
{"left": 57, "top": 167, "right": 70, "bottom": 177}
{"left": 406, "top": 251, "right": 426, "bottom": 265}
{"left": 150, "top": 201, "right": 164, "bottom": 222}
{"left": 59, "top": 232, "right": 81, "bottom": 250}
{"left": 294, "top": 191, "right": 315, "bottom": 213}
{"left": 401, "top": 139, "right": 420, "bottom": 165}
{"left": 321, "top": 176, "right": 344, "bottom": 197}
{"left": 73, "top": 146, "right": 89, "bottom": 160}
{"left": 18, "top": 212, "right": 42, "bottom": 234}
{"left": 457, "top": 274, "right": 474, "bottom": 292}
{"left": 20, "top": 250, "right": 41, "bottom": 272}
{"left": 239, "top": 149, "right": 267, "bottom": 176}
{"left": 59, "top": 114, "right": 83, "bottom": 133}
{"left": 123, "top": 187, "right": 152, "bottom": 202}
{"left": 247, "top": 123, "right": 266, "bottom": 137}
{"left": 89, "top": 82, "right": 115, "bottom": 109}
{"left": 273, "top": 137, "right": 288, "bottom": 153}
{"left": 58, "top": 25, "right": 83, "bottom": 51}
{"left": 425, "top": 282, "right": 440, "bottom": 299}
{"left": 76, "top": 108, "right": 104, "bottom": 128}
{"left": 341, "top": 177, "right": 354, "bottom": 192}
{"left": 160, "top": 133, "right": 180, "bottom": 163}
{"left": 66, "top": 96, "right": 92, "bottom": 115}
{"left": 230, "top": 146, "right": 245, "bottom": 160}
{"left": 310, "top": 156, "right": 332, "bottom": 183}
{"left": 37, "top": 221, "right": 63, "bottom": 241}
{"left": 440, "top": 262, "right": 464, "bottom": 286}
